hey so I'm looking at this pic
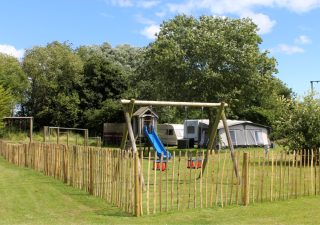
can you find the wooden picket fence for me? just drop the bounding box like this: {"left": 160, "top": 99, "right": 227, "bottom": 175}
{"left": 1, "top": 139, "right": 319, "bottom": 217}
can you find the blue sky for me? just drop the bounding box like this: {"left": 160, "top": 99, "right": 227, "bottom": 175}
{"left": 0, "top": 0, "right": 319, "bottom": 96}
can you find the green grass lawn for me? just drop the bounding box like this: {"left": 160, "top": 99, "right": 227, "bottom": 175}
{"left": 1, "top": 152, "right": 320, "bottom": 224}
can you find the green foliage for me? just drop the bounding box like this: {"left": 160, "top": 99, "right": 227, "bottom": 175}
{"left": 271, "top": 91, "right": 320, "bottom": 150}
{"left": 21, "top": 41, "right": 83, "bottom": 129}
{"left": 77, "top": 41, "right": 143, "bottom": 75}
{"left": 77, "top": 42, "right": 143, "bottom": 99}
{"left": 0, "top": 84, "right": 13, "bottom": 134}
{"left": 233, "top": 80, "right": 294, "bottom": 126}
{"left": 139, "top": 14, "right": 280, "bottom": 126}
{"left": 0, "top": 53, "right": 29, "bottom": 113}
{"left": 78, "top": 55, "right": 129, "bottom": 134}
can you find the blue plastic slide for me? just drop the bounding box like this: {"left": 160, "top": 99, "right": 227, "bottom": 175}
{"left": 144, "top": 125, "right": 171, "bottom": 160}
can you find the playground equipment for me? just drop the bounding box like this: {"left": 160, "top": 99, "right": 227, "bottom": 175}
{"left": 131, "top": 106, "right": 158, "bottom": 153}
{"left": 144, "top": 125, "right": 171, "bottom": 160}
{"left": 120, "top": 99, "right": 240, "bottom": 188}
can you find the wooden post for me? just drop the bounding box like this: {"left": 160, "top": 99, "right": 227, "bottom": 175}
{"left": 90, "top": 147, "right": 94, "bottom": 195}
{"left": 33, "top": 143, "right": 36, "bottom": 170}
{"left": 135, "top": 152, "right": 140, "bottom": 217}
{"left": 64, "top": 145, "right": 68, "bottom": 183}
{"left": 18, "top": 145, "right": 21, "bottom": 166}
{"left": 271, "top": 151, "right": 274, "bottom": 201}
{"left": 57, "top": 128, "right": 59, "bottom": 145}
{"left": 200, "top": 103, "right": 224, "bottom": 177}
{"left": 242, "top": 152, "right": 249, "bottom": 206}
{"left": 30, "top": 118, "right": 33, "bottom": 143}
{"left": 25, "top": 143, "right": 28, "bottom": 167}
{"left": 123, "top": 106, "right": 146, "bottom": 191}
{"left": 43, "top": 126, "right": 47, "bottom": 143}
{"left": 120, "top": 99, "right": 135, "bottom": 150}
{"left": 221, "top": 111, "right": 240, "bottom": 183}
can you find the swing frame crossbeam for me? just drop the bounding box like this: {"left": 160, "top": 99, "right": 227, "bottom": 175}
{"left": 4, "top": 117, "right": 33, "bottom": 143}
{"left": 120, "top": 99, "right": 239, "bottom": 185}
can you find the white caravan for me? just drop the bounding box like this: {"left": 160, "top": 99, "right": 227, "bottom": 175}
{"left": 158, "top": 124, "right": 184, "bottom": 146}
{"left": 184, "top": 119, "right": 209, "bottom": 146}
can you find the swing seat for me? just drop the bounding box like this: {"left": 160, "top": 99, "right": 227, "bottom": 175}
{"left": 153, "top": 160, "right": 167, "bottom": 171}
{"left": 187, "top": 159, "right": 202, "bottom": 169}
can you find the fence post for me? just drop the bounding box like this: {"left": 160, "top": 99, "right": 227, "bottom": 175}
{"left": 242, "top": 152, "right": 250, "bottom": 206}
{"left": 57, "top": 128, "right": 59, "bottom": 145}
{"left": 90, "top": 147, "right": 94, "bottom": 195}
{"left": 43, "top": 126, "right": 47, "bottom": 143}
{"left": 63, "top": 145, "right": 68, "bottom": 184}
{"left": 135, "top": 152, "right": 140, "bottom": 217}
{"left": 25, "top": 144, "right": 28, "bottom": 167}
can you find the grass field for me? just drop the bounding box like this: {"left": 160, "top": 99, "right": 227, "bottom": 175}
{"left": 2, "top": 144, "right": 320, "bottom": 224}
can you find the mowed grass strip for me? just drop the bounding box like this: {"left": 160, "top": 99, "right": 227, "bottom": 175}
{"left": 1, "top": 154, "right": 320, "bottom": 224}
{"left": 0, "top": 155, "right": 132, "bottom": 224}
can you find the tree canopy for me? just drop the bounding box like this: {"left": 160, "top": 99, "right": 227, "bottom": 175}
{"left": 0, "top": 53, "right": 29, "bottom": 114}
{"left": 78, "top": 55, "right": 129, "bottom": 134}
{"left": 21, "top": 41, "right": 83, "bottom": 129}
{"left": 0, "top": 84, "right": 13, "bottom": 133}
{"left": 271, "top": 91, "right": 320, "bottom": 151}
{"left": 139, "top": 14, "right": 283, "bottom": 126}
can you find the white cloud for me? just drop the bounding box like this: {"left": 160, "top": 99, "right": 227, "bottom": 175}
{"left": 101, "top": 13, "right": 114, "bottom": 18}
{"left": 155, "top": 11, "right": 166, "bottom": 17}
{"left": 167, "top": 0, "right": 320, "bottom": 14}
{"left": 295, "top": 35, "right": 312, "bottom": 44}
{"left": 135, "top": 15, "right": 156, "bottom": 24}
{"left": 137, "top": 1, "right": 160, "bottom": 8}
{"left": 165, "top": 0, "right": 320, "bottom": 34}
{"left": 269, "top": 44, "right": 305, "bottom": 55}
{"left": 0, "top": 44, "right": 25, "bottom": 59}
{"left": 141, "top": 24, "right": 160, "bottom": 39}
{"left": 241, "top": 12, "right": 276, "bottom": 34}
{"left": 110, "top": 0, "right": 133, "bottom": 7}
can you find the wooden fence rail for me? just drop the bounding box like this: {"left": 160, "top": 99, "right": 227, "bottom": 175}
{"left": 1, "top": 139, "right": 319, "bottom": 217}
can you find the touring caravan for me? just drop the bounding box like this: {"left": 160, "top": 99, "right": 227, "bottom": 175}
{"left": 158, "top": 124, "right": 184, "bottom": 146}
{"left": 184, "top": 119, "right": 209, "bottom": 146}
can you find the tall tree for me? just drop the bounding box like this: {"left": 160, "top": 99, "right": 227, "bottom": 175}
{"left": 78, "top": 55, "right": 129, "bottom": 135}
{"left": 140, "top": 14, "right": 279, "bottom": 127}
{"left": 77, "top": 42, "right": 143, "bottom": 97}
{"left": 232, "top": 79, "right": 294, "bottom": 126}
{"left": 0, "top": 53, "right": 29, "bottom": 115}
{"left": 271, "top": 91, "right": 320, "bottom": 159}
{"left": 21, "top": 41, "right": 83, "bottom": 129}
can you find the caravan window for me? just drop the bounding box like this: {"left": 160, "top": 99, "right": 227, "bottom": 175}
{"left": 255, "top": 130, "right": 263, "bottom": 145}
{"left": 175, "top": 129, "right": 184, "bottom": 137}
{"left": 229, "top": 130, "right": 237, "bottom": 145}
{"left": 187, "top": 126, "right": 195, "bottom": 134}
{"left": 166, "top": 129, "right": 174, "bottom": 135}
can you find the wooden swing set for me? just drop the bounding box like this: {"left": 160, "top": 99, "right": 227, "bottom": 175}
{"left": 120, "top": 99, "right": 240, "bottom": 190}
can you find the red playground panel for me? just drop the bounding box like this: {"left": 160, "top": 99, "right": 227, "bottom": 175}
{"left": 153, "top": 160, "right": 167, "bottom": 171}
{"left": 187, "top": 159, "right": 202, "bottom": 169}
